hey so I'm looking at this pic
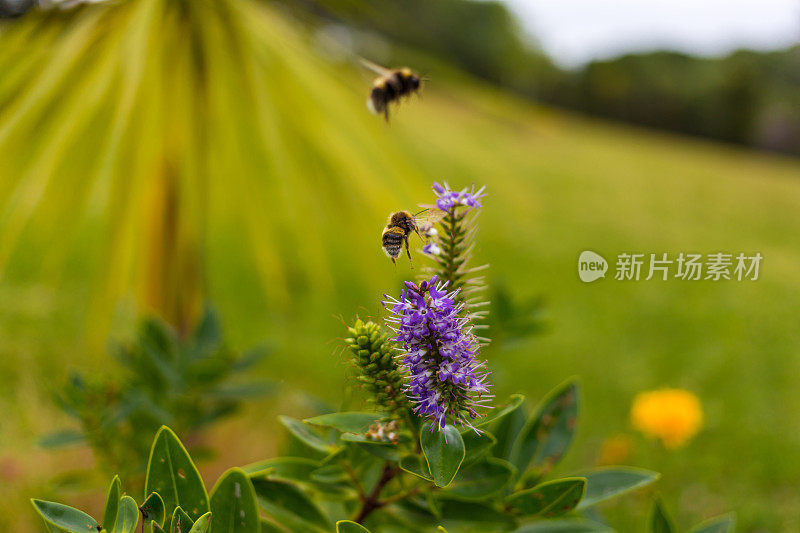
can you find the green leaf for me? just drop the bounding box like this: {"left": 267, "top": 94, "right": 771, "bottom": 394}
{"left": 576, "top": 466, "right": 660, "bottom": 509}
{"left": 279, "top": 415, "right": 336, "bottom": 453}
{"left": 252, "top": 478, "right": 329, "bottom": 533}
{"left": 194, "top": 307, "right": 222, "bottom": 351}
{"left": 259, "top": 520, "right": 284, "bottom": 533}
{"left": 357, "top": 442, "right": 402, "bottom": 461}
{"left": 462, "top": 430, "right": 497, "bottom": 466}
{"left": 310, "top": 464, "right": 348, "bottom": 483}
{"left": 101, "top": 476, "right": 121, "bottom": 533}
{"left": 38, "top": 430, "right": 86, "bottom": 448}
{"left": 141, "top": 492, "right": 166, "bottom": 530}
{"left": 515, "top": 519, "right": 613, "bottom": 532}
{"left": 398, "top": 455, "right": 434, "bottom": 482}
{"left": 145, "top": 427, "right": 210, "bottom": 523}
{"left": 444, "top": 458, "right": 516, "bottom": 500}
{"left": 170, "top": 507, "right": 194, "bottom": 533}
{"left": 304, "top": 412, "right": 381, "bottom": 433}
{"left": 688, "top": 513, "right": 735, "bottom": 533}
{"left": 336, "top": 521, "right": 371, "bottom": 532}
{"left": 438, "top": 499, "right": 518, "bottom": 531}
{"left": 115, "top": 496, "right": 140, "bottom": 533}
{"left": 31, "top": 500, "right": 98, "bottom": 532}
{"left": 209, "top": 468, "right": 260, "bottom": 533}
{"left": 188, "top": 512, "right": 212, "bottom": 533}
{"left": 475, "top": 394, "right": 526, "bottom": 428}
{"left": 152, "top": 525, "right": 166, "bottom": 533}
{"left": 421, "top": 425, "right": 465, "bottom": 487}
{"left": 510, "top": 380, "right": 578, "bottom": 478}
{"left": 507, "top": 477, "right": 586, "bottom": 517}
{"left": 492, "top": 397, "right": 528, "bottom": 460}
{"left": 651, "top": 498, "right": 675, "bottom": 533}
{"left": 242, "top": 457, "right": 320, "bottom": 481}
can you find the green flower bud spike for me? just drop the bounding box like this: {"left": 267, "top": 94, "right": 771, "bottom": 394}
{"left": 345, "top": 319, "right": 409, "bottom": 419}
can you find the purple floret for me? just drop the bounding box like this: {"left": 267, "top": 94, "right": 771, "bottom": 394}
{"left": 432, "top": 182, "right": 487, "bottom": 212}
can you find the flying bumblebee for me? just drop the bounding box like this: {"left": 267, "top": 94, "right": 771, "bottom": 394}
{"left": 382, "top": 209, "right": 445, "bottom": 268}
{"left": 360, "top": 58, "right": 423, "bottom": 122}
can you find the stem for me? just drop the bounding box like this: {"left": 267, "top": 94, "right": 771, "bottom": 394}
{"left": 343, "top": 461, "right": 366, "bottom": 500}
{"left": 354, "top": 463, "right": 400, "bottom": 524}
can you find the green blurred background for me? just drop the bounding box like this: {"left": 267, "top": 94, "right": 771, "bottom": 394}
{"left": 0, "top": 0, "right": 799, "bottom": 531}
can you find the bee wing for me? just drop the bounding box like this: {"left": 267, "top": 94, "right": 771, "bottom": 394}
{"left": 358, "top": 57, "right": 393, "bottom": 77}
{"left": 414, "top": 208, "right": 447, "bottom": 226}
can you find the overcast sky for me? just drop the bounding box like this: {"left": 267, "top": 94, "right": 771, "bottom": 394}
{"left": 501, "top": 0, "right": 800, "bottom": 67}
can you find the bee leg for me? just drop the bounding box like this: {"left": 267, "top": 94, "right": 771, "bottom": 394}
{"left": 391, "top": 257, "right": 397, "bottom": 271}
{"left": 404, "top": 236, "right": 413, "bottom": 269}
{"left": 384, "top": 107, "right": 390, "bottom": 123}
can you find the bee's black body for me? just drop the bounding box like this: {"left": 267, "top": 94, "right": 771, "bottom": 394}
{"left": 368, "top": 68, "right": 421, "bottom": 121}
{"left": 381, "top": 211, "right": 419, "bottom": 267}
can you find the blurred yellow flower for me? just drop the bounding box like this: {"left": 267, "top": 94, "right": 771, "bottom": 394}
{"left": 631, "top": 388, "right": 703, "bottom": 449}
{"left": 598, "top": 434, "right": 634, "bottom": 465}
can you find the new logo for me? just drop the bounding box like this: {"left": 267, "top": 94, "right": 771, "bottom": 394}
{"left": 578, "top": 250, "right": 608, "bottom": 282}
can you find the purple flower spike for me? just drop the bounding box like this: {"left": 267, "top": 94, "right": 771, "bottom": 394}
{"left": 383, "top": 276, "right": 492, "bottom": 431}
{"left": 432, "top": 182, "right": 487, "bottom": 212}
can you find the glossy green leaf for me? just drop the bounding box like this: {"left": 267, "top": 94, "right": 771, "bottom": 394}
{"left": 462, "top": 430, "right": 497, "bottom": 466}
{"left": 279, "top": 415, "right": 335, "bottom": 453}
{"left": 445, "top": 458, "right": 516, "bottom": 500}
{"left": 336, "top": 521, "right": 371, "bottom": 532}
{"left": 252, "top": 478, "right": 329, "bottom": 533}
{"left": 651, "top": 498, "right": 675, "bottom": 533}
{"left": 209, "top": 469, "right": 260, "bottom": 533}
{"left": 438, "top": 499, "right": 518, "bottom": 531}
{"left": 141, "top": 492, "right": 166, "bottom": 530}
{"left": 242, "top": 457, "right": 320, "bottom": 481}
{"left": 510, "top": 380, "right": 578, "bottom": 477}
{"left": 689, "top": 513, "right": 735, "bottom": 533}
{"left": 31, "top": 500, "right": 98, "bottom": 532}
{"left": 145, "top": 427, "right": 209, "bottom": 523}
{"left": 399, "top": 455, "right": 434, "bottom": 482}
{"left": 152, "top": 525, "right": 166, "bottom": 533}
{"left": 101, "top": 476, "right": 121, "bottom": 533}
{"left": 515, "top": 519, "right": 613, "bottom": 532}
{"left": 421, "top": 425, "right": 465, "bottom": 487}
{"left": 475, "top": 394, "right": 526, "bottom": 428}
{"left": 188, "top": 512, "right": 211, "bottom": 533}
{"left": 576, "top": 466, "right": 660, "bottom": 509}
{"left": 115, "top": 496, "right": 140, "bottom": 533}
{"left": 170, "top": 507, "right": 194, "bottom": 533}
{"left": 304, "top": 412, "right": 381, "bottom": 433}
{"left": 507, "top": 477, "right": 586, "bottom": 517}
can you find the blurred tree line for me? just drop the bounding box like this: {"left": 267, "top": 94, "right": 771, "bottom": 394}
{"left": 278, "top": 0, "right": 800, "bottom": 156}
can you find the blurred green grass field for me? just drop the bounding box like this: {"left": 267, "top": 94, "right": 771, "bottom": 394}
{"left": 1, "top": 2, "right": 800, "bottom": 531}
